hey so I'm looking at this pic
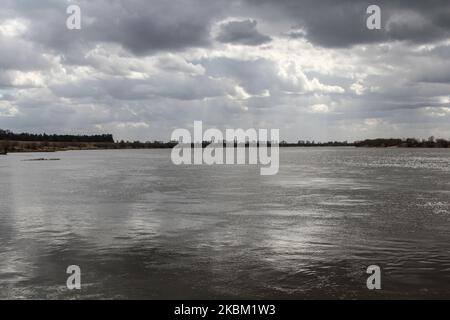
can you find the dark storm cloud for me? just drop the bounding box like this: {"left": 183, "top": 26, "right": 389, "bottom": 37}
{"left": 216, "top": 19, "right": 271, "bottom": 46}
{"left": 7, "top": 0, "right": 450, "bottom": 54}
{"left": 86, "top": 0, "right": 224, "bottom": 55}
{"left": 244, "top": 0, "right": 450, "bottom": 47}
{"left": 5, "top": 0, "right": 230, "bottom": 56}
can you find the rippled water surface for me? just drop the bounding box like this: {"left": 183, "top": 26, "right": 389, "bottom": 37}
{"left": 1, "top": 148, "right": 449, "bottom": 299}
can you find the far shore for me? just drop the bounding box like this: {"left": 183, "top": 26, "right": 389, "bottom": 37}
{"left": 0, "top": 140, "right": 175, "bottom": 155}
{"left": 1, "top": 138, "right": 450, "bottom": 155}
{"left": 2, "top": 129, "right": 449, "bottom": 155}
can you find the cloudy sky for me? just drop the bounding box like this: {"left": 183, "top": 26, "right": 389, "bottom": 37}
{"left": 1, "top": 0, "right": 450, "bottom": 142}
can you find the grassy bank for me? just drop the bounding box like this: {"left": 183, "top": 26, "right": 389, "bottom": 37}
{"left": 0, "top": 140, "right": 177, "bottom": 154}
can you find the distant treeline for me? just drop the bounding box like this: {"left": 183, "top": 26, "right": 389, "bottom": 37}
{"left": 355, "top": 137, "right": 450, "bottom": 148}
{"left": 0, "top": 129, "right": 114, "bottom": 143}
{"left": 292, "top": 140, "right": 352, "bottom": 147}
{"left": 117, "top": 140, "right": 177, "bottom": 149}
{"left": 2, "top": 128, "right": 450, "bottom": 155}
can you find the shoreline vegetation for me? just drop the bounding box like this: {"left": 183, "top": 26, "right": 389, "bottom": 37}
{"left": 1, "top": 129, "right": 449, "bottom": 155}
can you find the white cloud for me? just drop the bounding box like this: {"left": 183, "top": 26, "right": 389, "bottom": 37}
{"left": 350, "top": 81, "right": 366, "bottom": 95}
{"left": 0, "top": 19, "right": 28, "bottom": 37}
{"left": 0, "top": 101, "right": 19, "bottom": 117}
{"left": 310, "top": 104, "right": 330, "bottom": 114}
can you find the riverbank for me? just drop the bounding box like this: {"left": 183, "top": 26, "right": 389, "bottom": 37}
{"left": 0, "top": 140, "right": 177, "bottom": 154}
{"left": 1, "top": 139, "right": 449, "bottom": 155}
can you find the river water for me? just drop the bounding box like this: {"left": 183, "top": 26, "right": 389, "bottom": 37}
{"left": 0, "top": 148, "right": 449, "bottom": 299}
